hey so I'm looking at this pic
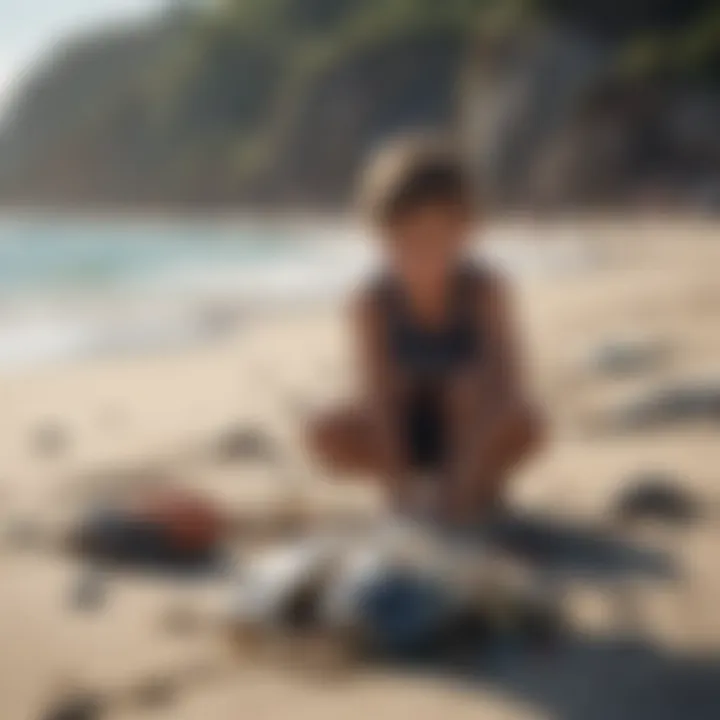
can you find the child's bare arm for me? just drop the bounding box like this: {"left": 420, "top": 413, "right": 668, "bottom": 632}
{"left": 354, "top": 290, "right": 409, "bottom": 506}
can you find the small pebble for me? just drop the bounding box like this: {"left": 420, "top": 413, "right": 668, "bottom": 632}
{"left": 161, "top": 604, "right": 203, "bottom": 636}
{"left": 609, "top": 382, "right": 720, "bottom": 431}
{"left": 214, "top": 426, "right": 277, "bottom": 463}
{"left": 33, "top": 422, "right": 68, "bottom": 459}
{"left": 70, "top": 570, "right": 107, "bottom": 613}
{"left": 614, "top": 473, "right": 699, "bottom": 526}
{"left": 40, "top": 692, "right": 105, "bottom": 720}
{"left": 132, "top": 675, "right": 178, "bottom": 709}
{"left": 589, "top": 337, "right": 668, "bottom": 377}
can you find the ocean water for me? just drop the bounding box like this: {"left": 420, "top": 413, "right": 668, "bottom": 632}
{"left": 0, "top": 214, "right": 374, "bottom": 369}
{"left": 0, "top": 213, "right": 595, "bottom": 370}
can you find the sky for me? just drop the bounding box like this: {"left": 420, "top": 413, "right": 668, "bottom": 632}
{"left": 0, "top": 0, "right": 165, "bottom": 113}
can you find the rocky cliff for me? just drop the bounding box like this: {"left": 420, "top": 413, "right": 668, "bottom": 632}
{"left": 0, "top": 0, "right": 718, "bottom": 211}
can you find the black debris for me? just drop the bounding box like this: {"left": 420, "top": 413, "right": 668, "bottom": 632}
{"left": 614, "top": 473, "right": 700, "bottom": 526}
{"left": 40, "top": 692, "right": 105, "bottom": 720}
{"left": 214, "top": 426, "right": 278, "bottom": 463}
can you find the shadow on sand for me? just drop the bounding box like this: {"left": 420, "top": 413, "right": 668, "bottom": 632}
{"left": 402, "top": 514, "right": 717, "bottom": 720}
{"left": 424, "top": 632, "right": 720, "bottom": 720}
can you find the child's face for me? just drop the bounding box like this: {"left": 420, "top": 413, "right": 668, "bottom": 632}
{"left": 384, "top": 202, "right": 474, "bottom": 286}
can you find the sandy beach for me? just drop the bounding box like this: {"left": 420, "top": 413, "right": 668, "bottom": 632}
{"left": 2, "top": 218, "right": 720, "bottom": 720}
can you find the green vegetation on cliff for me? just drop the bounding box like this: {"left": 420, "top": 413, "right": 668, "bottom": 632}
{"left": 0, "top": 0, "right": 718, "bottom": 208}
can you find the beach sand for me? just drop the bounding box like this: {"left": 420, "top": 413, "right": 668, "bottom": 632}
{"left": 2, "top": 218, "right": 720, "bottom": 720}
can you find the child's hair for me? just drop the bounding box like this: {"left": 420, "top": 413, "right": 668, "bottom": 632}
{"left": 358, "top": 135, "right": 476, "bottom": 225}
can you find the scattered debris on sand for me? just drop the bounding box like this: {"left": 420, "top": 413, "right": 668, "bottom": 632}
{"left": 69, "top": 569, "right": 107, "bottom": 612}
{"left": 67, "top": 486, "right": 228, "bottom": 574}
{"left": 613, "top": 472, "right": 700, "bottom": 526}
{"left": 221, "top": 520, "right": 622, "bottom": 666}
{"left": 604, "top": 379, "right": 720, "bottom": 431}
{"left": 32, "top": 421, "right": 69, "bottom": 459}
{"left": 213, "top": 425, "right": 279, "bottom": 464}
{"left": 587, "top": 335, "right": 670, "bottom": 378}
{"left": 40, "top": 691, "right": 105, "bottom": 720}
{"left": 128, "top": 674, "right": 179, "bottom": 710}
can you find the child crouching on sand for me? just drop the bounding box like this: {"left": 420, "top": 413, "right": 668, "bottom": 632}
{"left": 309, "top": 137, "right": 544, "bottom": 526}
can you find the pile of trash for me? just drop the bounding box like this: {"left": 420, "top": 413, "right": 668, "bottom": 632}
{"left": 70, "top": 487, "right": 228, "bottom": 571}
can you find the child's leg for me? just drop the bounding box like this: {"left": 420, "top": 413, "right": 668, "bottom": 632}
{"left": 467, "top": 403, "right": 545, "bottom": 513}
{"left": 307, "top": 405, "right": 378, "bottom": 476}
{"left": 308, "top": 405, "right": 445, "bottom": 518}
{"left": 308, "top": 399, "right": 542, "bottom": 509}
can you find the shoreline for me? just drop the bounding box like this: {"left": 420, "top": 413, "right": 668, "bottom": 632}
{"left": 1, "top": 204, "right": 718, "bottom": 229}
{"left": 0, "top": 214, "right": 716, "bottom": 373}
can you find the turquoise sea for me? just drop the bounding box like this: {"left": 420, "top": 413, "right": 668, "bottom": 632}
{"left": 0, "top": 213, "right": 372, "bottom": 369}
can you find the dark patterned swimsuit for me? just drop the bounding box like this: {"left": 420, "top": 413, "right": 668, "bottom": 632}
{"left": 379, "top": 264, "right": 483, "bottom": 471}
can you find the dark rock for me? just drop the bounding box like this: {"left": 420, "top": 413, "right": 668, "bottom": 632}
{"left": 32, "top": 422, "right": 68, "bottom": 459}
{"left": 508, "top": 596, "right": 566, "bottom": 650}
{"left": 40, "top": 692, "right": 105, "bottom": 720}
{"left": 613, "top": 473, "right": 700, "bottom": 526}
{"left": 213, "top": 426, "right": 278, "bottom": 464}
{"left": 609, "top": 381, "right": 720, "bottom": 431}
{"left": 71, "top": 489, "right": 225, "bottom": 573}
{"left": 321, "top": 542, "right": 461, "bottom": 660}
{"left": 589, "top": 337, "right": 669, "bottom": 377}
{"left": 479, "top": 512, "right": 676, "bottom": 581}
{"left": 132, "top": 675, "right": 178, "bottom": 709}
{"left": 351, "top": 570, "right": 456, "bottom": 658}
{"left": 70, "top": 570, "right": 107, "bottom": 613}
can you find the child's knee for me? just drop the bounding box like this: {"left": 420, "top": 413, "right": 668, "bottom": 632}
{"left": 307, "top": 411, "right": 341, "bottom": 459}
{"left": 306, "top": 406, "right": 369, "bottom": 472}
{"left": 515, "top": 404, "right": 546, "bottom": 458}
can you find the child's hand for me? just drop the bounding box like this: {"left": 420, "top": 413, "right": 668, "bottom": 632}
{"left": 440, "top": 476, "right": 499, "bottom": 528}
